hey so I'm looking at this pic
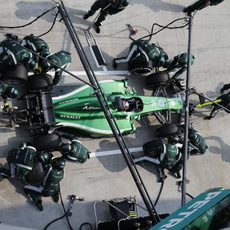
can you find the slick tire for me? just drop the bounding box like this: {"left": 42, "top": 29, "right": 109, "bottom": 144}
{"left": 155, "top": 123, "right": 180, "bottom": 138}
{"left": 33, "top": 133, "right": 61, "bottom": 151}
{"left": 143, "top": 138, "right": 163, "bottom": 158}
{"left": 1, "top": 64, "right": 28, "bottom": 85}
{"left": 26, "top": 74, "right": 52, "bottom": 91}
{"left": 128, "top": 58, "right": 152, "bottom": 76}
{"left": 145, "top": 71, "right": 169, "bottom": 89}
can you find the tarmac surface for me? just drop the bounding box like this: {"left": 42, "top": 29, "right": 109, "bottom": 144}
{"left": 0, "top": 0, "right": 229, "bottom": 229}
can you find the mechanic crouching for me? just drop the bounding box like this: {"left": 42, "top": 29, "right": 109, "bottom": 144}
{"left": 60, "top": 138, "right": 90, "bottom": 163}
{"left": 21, "top": 34, "right": 50, "bottom": 67}
{"left": 188, "top": 126, "right": 208, "bottom": 154}
{"left": 39, "top": 51, "right": 71, "bottom": 86}
{"left": 24, "top": 157, "right": 65, "bottom": 211}
{"left": 113, "top": 39, "right": 169, "bottom": 72}
{"left": 0, "top": 34, "right": 36, "bottom": 73}
{"left": 0, "top": 137, "right": 90, "bottom": 210}
{"left": 0, "top": 143, "right": 65, "bottom": 211}
{"left": 0, "top": 143, "right": 52, "bottom": 184}
{"left": 166, "top": 52, "right": 195, "bottom": 79}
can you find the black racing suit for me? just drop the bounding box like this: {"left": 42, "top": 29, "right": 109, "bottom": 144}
{"left": 86, "top": 0, "right": 129, "bottom": 27}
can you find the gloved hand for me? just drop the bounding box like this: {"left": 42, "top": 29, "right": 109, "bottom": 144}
{"left": 220, "top": 87, "right": 225, "bottom": 94}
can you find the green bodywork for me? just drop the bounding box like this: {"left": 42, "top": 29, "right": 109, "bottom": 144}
{"left": 52, "top": 80, "right": 183, "bottom": 137}
{"left": 151, "top": 188, "right": 230, "bottom": 230}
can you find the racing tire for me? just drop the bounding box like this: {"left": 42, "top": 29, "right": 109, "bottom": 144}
{"left": 33, "top": 133, "right": 61, "bottom": 151}
{"left": 143, "top": 138, "right": 163, "bottom": 158}
{"left": 25, "top": 162, "right": 45, "bottom": 186}
{"left": 26, "top": 74, "right": 52, "bottom": 91}
{"left": 155, "top": 123, "right": 180, "bottom": 138}
{"left": 128, "top": 58, "right": 153, "bottom": 76}
{"left": 1, "top": 64, "right": 28, "bottom": 85}
{"left": 145, "top": 71, "right": 169, "bottom": 89}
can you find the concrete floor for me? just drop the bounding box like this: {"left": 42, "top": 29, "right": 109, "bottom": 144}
{"left": 0, "top": 0, "right": 229, "bottom": 229}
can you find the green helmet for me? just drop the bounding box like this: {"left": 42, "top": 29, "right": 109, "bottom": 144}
{"left": 121, "top": 0, "right": 129, "bottom": 6}
{"left": 38, "top": 151, "right": 52, "bottom": 164}
{"left": 210, "top": 0, "right": 224, "bottom": 6}
{"left": 41, "top": 49, "right": 50, "bottom": 58}
{"left": 166, "top": 144, "right": 178, "bottom": 164}
{"left": 188, "top": 128, "right": 197, "bottom": 140}
{"left": 60, "top": 143, "right": 72, "bottom": 153}
{"left": 51, "top": 157, "right": 65, "bottom": 170}
{"left": 5, "top": 86, "right": 19, "bottom": 99}
{"left": 178, "top": 52, "right": 195, "bottom": 67}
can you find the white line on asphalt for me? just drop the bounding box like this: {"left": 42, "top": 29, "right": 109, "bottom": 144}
{"left": 90, "top": 146, "right": 143, "bottom": 158}
{"left": 49, "top": 70, "right": 130, "bottom": 76}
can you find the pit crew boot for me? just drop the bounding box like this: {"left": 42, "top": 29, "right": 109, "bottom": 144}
{"left": 0, "top": 167, "right": 11, "bottom": 178}
{"left": 83, "top": 13, "right": 90, "bottom": 20}
{"left": 94, "top": 23, "right": 101, "bottom": 33}
{"left": 203, "top": 115, "right": 212, "bottom": 120}
{"left": 24, "top": 188, "right": 43, "bottom": 211}
{"left": 51, "top": 193, "right": 60, "bottom": 203}
{"left": 113, "top": 59, "right": 117, "bottom": 69}
{"left": 35, "top": 200, "right": 43, "bottom": 211}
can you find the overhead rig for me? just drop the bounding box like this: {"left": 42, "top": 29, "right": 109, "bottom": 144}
{"left": 56, "top": 0, "right": 160, "bottom": 223}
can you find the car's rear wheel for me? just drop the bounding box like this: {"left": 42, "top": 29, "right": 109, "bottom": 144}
{"left": 25, "top": 162, "right": 45, "bottom": 186}
{"left": 145, "top": 71, "right": 169, "bottom": 89}
{"left": 155, "top": 123, "right": 180, "bottom": 138}
{"left": 1, "top": 64, "right": 28, "bottom": 85}
{"left": 143, "top": 138, "right": 163, "bottom": 158}
{"left": 26, "top": 74, "right": 52, "bottom": 91}
{"left": 33, "top": 133, "right": 61, "bottom": 151}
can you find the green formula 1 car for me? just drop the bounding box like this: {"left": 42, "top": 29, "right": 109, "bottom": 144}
{"left": 53, "top": 79, "right": 183, "bottom": 137}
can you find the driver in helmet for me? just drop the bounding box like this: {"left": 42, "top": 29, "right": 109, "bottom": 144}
{"left": 83, "top": 0, "right": 129, "bottom": 33}
{"left": 60, "top": 139, "right": 90, "bottom": 163}
{"left": 24, "top": 157, "right": 65, "bottom": 211}
{"left": 121, "top": 100, "right": 130, "bottom": 111}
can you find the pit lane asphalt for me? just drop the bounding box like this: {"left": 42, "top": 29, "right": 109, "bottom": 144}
{"left": 0, "top": 1, "right": 229, "bottom": 229}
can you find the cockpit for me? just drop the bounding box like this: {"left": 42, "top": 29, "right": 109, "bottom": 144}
{"left": 115, "top": 96, "right": 143, "bottom": 112}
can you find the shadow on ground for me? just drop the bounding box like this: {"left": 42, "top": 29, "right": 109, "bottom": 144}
{"left": 16, "top": 1, "right": 86, "bottom": 23}
{"left": 130, "top": 0, "right": 185, "bottom": 13}
{"left": 206, "top": 135, "right": 230, "bottom": 162}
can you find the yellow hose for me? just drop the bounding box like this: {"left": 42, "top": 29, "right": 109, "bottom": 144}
{"left": 195, "top": 99, "right": 222, "bottom": 108}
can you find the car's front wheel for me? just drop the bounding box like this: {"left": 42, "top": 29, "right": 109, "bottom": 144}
{"left": 33, "top": 133, "right": 61, "bottom": 151}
